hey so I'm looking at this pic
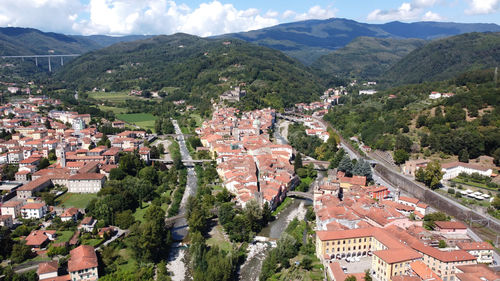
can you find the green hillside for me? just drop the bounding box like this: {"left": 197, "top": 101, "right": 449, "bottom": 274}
{"left": 57, "top": 33, "right": 324, "bottom": 109}
{"left": 0, "top": 27, "right": 100, "bottom": 55}
{"left": 383, "top": 32, "right": 500, "bottom": 85}
{"left": 324, "top": 68, "right": 500, "bottom": 164}
{"left": 312, "top": 37, "right": 426, "bottom": 80}
{"left": 224, "top": 18, "right": 500, "bottom": 64}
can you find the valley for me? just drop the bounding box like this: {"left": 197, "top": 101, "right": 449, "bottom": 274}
{"left": 0, "top": 14, "right": 499, "bottom": 281}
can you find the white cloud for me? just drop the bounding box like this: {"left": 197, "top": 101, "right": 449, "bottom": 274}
{"left": 367, "top": 0, "right": 445, "bottom": 22}
{"left": 294, "top": 5, "right": 337, "bottom": 21}
{"left": 282, "top": 10, "right": 296, "bottom": 19}
{"left": 367, "top": 2, "right": 421, "bottom": 21}
{"left": 0, "top": 0, "right": 82, "bottom": 33}
{"left": 422, "top": 10, "right": 444, "bottom": 20}
{"left": 413, "top": 0, "right": 439, "bottom": 8}
{"left": 466, "top": 0, "right": 500, "bottom": 14}
{"left": 0, "top": 0, "right": 341, "bottom": 36}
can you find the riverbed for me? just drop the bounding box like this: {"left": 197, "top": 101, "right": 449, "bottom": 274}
{"left": 238, "top": 198, "right": 311, "bottom": 281}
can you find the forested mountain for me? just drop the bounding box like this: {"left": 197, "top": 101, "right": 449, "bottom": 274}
{"left": 324, "top": 69, "right": 500, "bottom": 164}
{"left": 382, "top": 32, "right": 500, "bottom": 85}
{"left": 56, "top": 33, "right": 324, "bottom": 109}
{"left": 0, "top": 27, "right": 151, "bottom": 56}
{"left": 224, "top": 18, "right": 500, "bottom": 64}
{"left": 0, "top": 27, "right": 101, "bottom": 55}
{"left": 312, "top": 37, "right": 426, "bottom": 80}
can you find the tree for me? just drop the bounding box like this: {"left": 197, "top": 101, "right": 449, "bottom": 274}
{"left": 0, "top": 227, "right": 13, "bottom": 260}
{"left": 244, "top": 199, "right": 264, "bottom": 233}
{"left": 395, "top": 135, "right": 413, "bottom": 152}
{"left": 364, "top": 270, "right": 373, "bottom": 281}
{"left": 301, "top": 256, "right": 312, "bottom": 270}
{"left": 41, "top": 192, "right": 55, "bottom": 206}
{"left": 138, "top": 166, "right": 158, "bottom": 185}
{"left": 338, "top": 155, "right": 353, "bottom": 176}
{"left": 115, "top": 210, "right": 136, "bottom": 229}
{"left": 492, "top": 196, "right": 500, "bottom": 210}
{"left": 416, "top": 161, "right": 443, "bottom": 190}
{"left": 330, "top": 148, "right": 346, "bottom": 169}
{"left": 438, "top": 240, "right": 447, "bottom": 248}
{"left": 37, "top": 158, "right": 50, "bottom": 170}
{"left": 48, "top": 149, "right": 57, "bottom": 161}
{"left": 393, "top": 149, "right": 409, "bottom": 165}
{"left": 345, "top": 276, "right": 357, "bottom": 281}
{"left": 458, "top": 149, "right": 469, "bottom": 163}
{"left": 11, "top": 242, "right": 34, "bottom": 263}
{"left": 109, "top": 168, "right": 126, "bottom": 180}
{"left": 294, "top": 153, "right": 302, "bottom": 172}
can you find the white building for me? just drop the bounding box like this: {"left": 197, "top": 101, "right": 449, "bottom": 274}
{"left": 429, "top": 91, "right": 442, "bottom": 99}
{"left": 457, "top": 242, "right": 494, "bottom": 264}
{"left": 20, "top": 202, "right": 47, "bottom": 219}
{"left": 1, "top": 200, "right": 24, "bottom": 219}
{"left": 359, "top": 89, "right": 377, "bottom": 95}
{"left": 68, "top": 173, "right": 106, "bottom": 193}
{"left": 441, "top": 161, "right": 492, "bottom": 180}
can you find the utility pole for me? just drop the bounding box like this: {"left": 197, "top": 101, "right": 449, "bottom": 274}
{"left": 61, "top": 56, "right": 64, "bottom": 66}
{"left": 48, "top": 56, "right": 51, "bottom": 72}
{"left": 35, "top": 57, "right": 37, "bottom": 67}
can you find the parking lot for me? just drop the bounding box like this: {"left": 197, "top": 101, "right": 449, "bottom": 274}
{"left": 337, "top": 256, "right": 372, "bottom": 274}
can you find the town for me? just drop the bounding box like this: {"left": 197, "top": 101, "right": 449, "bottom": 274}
{"left": 0, "top": 80, "right": 497, "bottom": 281}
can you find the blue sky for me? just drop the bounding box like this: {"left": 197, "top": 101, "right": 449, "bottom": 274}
{"left": 0, "top": 0, "right": 498, "bottom": 36}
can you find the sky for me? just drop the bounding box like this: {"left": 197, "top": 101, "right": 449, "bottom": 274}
{"left": 0, "top": 0, "right": 498, "bottom": 36}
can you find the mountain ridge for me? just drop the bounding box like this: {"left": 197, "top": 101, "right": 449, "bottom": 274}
{"left": 222, "top": 18, "right": 500, "bottom": 64}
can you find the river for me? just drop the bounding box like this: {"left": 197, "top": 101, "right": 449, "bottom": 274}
{"left": 238, "top": 198, "right": 312, "bottom": 281}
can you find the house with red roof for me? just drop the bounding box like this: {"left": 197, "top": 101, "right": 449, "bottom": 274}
{"left": 457, "top": 242, "right": 494, "bottom": 264}
{"left": 21, "top": 202, "right": 47, "bottom": 219}
{"left": 60, "top": 208, "right": 80, "bottom": 222}
{"left": 24, "top": 230, "right": 56, "bottom": 249}
{"left": 68, "top": 245, "right": 98, "bottom": 281}
{"left": 434, "top": 221, "right": 467, "bottom": 234}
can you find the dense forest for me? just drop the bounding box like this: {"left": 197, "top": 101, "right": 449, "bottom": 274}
{"left": 312, "top": 37, "right": 425, "bottom": 80}
{"left": 324, "top": 69, "right": 500, "bottom": 164}
{"left": 55, "top": 33, "right": 324, "bottom": 109}
{"left": 382, "top": 32, "right": 500, "bottom": 85}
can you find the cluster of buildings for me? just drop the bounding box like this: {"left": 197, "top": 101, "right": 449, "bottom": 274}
{"left": 303, "top": 116, "right": 330, "bottom": 143}
{"left": 37, "top": 245, "right": 99, "bottom": 281}
{"left": 313, "top": 169, "right": 497, "bottom": 281}
{"left": 0, "top": 96, "right": 152, "bottom": 221}
{"left": 295, "top": 87, "right": 343, "bottom": 116}
{"left": 197, "top": 107, "right": 298, "bottom": 209}
{"left": 403, "top": 160, "right": 494, "bottom": 181}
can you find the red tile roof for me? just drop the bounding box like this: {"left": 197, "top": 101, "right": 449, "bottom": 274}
{"left": 434, "top": 221, "right": 467, "bottom": 230}
{"left": 68, "top": 173, "right": 106, "bottom": 180}
{"left": 456, "top": 241, "right": 494, "bottom": 251}
{"left": 37, "top": 261, "right": 59, "bottom": 275}
{"left": 68, "top": 245, "right": 98, "bottom": 272}
{"left": 374, "top": 248, "right": 422, "bottom": 264}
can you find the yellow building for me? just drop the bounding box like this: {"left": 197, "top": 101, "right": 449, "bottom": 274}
{"left": 372, "top": 248, "right": 422, "bottom": 281}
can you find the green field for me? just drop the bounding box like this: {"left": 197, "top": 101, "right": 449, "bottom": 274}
{"left": 56, "top": 193, "right": 97, "bottom": 209}
{"left": 116, "top": 113, "right": 157, "bottom": 132}
{"left": 98, "top": 105, "right": 128, "bottom": 114}
{"left": 88, "top": 91, "right": 143, "bottom": 104}
{"left": 133, "top": 203, "right": 168, "bottom": 223}
{"left": 55, "top": 230, "right": 75, "bottom": 243}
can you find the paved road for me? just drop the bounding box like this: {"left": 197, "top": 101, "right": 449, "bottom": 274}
{"left": 97, "top": 227, "right": 127, "bottom": 250}
{"left": 170, "top": 119, "right": 198, "bottom": 241}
